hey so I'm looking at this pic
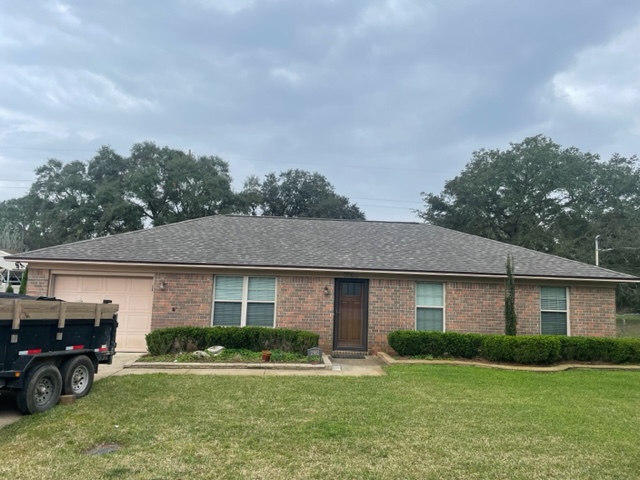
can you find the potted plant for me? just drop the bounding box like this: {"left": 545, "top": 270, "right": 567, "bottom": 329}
{"left": 261, "top": 350, "right": 272, "bottom": 362}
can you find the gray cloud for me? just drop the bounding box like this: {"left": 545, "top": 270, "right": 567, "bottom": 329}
{"left": 1, "top": 0, "right": 640, "bottom": 221}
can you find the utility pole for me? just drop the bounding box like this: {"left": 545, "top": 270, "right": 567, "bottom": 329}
{"left": 595, "top": 235, "right": 614, "bottom": 266}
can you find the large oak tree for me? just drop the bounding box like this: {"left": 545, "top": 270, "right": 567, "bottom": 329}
{"left": 241, "top": 169, "right": 365, "bottom": 220}
{"left": 419, "top": 135, "right": 640, "bottom": 309}
{"left": 0, "top": 146, "right": 365, "bottom": 251}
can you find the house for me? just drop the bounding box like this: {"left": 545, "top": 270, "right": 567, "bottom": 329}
{"left": 7, "top": 215, "right": 638, "bottom": 353}
{"left": 0, "top": 249, "right": 25, "bottom": 292}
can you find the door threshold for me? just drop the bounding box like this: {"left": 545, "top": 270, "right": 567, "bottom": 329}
{"left": 331, "top": 350, "right": 367, "bottom": 358}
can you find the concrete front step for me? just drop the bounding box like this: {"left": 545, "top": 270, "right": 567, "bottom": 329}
{"left": 331, "top": 350, "right": 367, "bottom": 359}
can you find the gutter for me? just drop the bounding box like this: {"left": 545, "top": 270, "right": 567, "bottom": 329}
{"left": 7, "top": 257, "right": 639, "bottom": 284}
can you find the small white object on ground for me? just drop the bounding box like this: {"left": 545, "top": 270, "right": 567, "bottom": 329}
{"left": 207, "top": 346, "right": 225, "bottom": 355}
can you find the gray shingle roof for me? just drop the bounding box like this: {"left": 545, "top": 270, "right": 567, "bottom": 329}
{"left": 9, "top": 215, "right": 638, "bottom": 281}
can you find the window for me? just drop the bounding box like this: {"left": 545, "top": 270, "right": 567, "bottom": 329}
{"left": 0, "top": 268, "right": 24, "bottom": 286}
{"left": 213, "top": 276, "right": 276, "bottom": 327}
{"left": 416, "top": 282, "right": 444, "bottom": 331}
{"left": 540, "top": 287, "right": 568, "bottom": 335}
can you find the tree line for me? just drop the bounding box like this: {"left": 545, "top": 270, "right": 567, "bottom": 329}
{"left": 0, "top": 142, "right": 364, "bottom": 251}
{"left": 2, "top": 135, "right": 639, "bottom": 309}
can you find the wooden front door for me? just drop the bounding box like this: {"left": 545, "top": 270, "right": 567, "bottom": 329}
{"left": 334, "top": 279, "right": 368, "bottom": 351}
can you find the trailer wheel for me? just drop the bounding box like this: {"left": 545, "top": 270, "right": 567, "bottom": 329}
{"left": 60, "top": 355, "right": 95, "bottom": 398}
{"left": 16, "top": 364, "right": 63, "bottom": 415}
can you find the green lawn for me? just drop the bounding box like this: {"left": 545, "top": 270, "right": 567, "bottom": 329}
{"left": 1, "top": 366, "right": 639, "bottom": 479}
{"left": 617, "top": 314, "right": 640, "bottom": 337}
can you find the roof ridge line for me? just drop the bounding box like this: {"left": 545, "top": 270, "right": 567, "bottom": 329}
{"left": 221, "top": 214, "right": 420, "bottom": 225}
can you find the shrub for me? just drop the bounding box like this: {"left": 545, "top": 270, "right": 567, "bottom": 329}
{"left": 388, "top": 329, "right": 640, "bottom": 365}
{"left": 146, "top": 326, "right": 319, "bottom": 356}
{"left": 388, "top": 330, "right": 484, "bottom": 359}
{"left": 482, "top": 335, "right": 561, "bottom": 365}
{"left": 19, "top": 267, "right": 28, "bottom": 295}
{"left": 559, "top": 336, "right": 640, "bottom": 363}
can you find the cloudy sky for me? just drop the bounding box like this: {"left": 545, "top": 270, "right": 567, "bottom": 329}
{"left": 1, "top": 0, "right": 640, "bottom": 221}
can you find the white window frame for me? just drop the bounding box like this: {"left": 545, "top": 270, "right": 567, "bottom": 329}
{"left": 415, "top": 282, "right": 446, "bottom": 332}
{"left": 540, "top": 286, "right": 570, "bottom": 336}
{"left": 211, "top": 276, "right": 277, "bottom": 327}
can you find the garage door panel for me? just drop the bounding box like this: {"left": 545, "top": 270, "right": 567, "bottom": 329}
{"left": 55, "top": 276, "right": 81, "bottom": 291}
{"left": 128, "top": 294, "right": 153, "bottom": 312}
{"left": 80, "top": 294, "right": 104, "bottom": 304}
{"left": 53, "top": 275, "right": 153, "bottom": 352}
{"left": 130, "top": 278, "right": 153, "bottom": 292}
{"left": 105, "top": 294, "right": 127, "bottom": 307}
{"left": 126, "top": 314, "right": 151, "bottom": 332}
{"left": 120, "top": 334, "right": 148, "bottom": 352}
{"left": 80, "top": 276, "right": 106, "bottom": 291}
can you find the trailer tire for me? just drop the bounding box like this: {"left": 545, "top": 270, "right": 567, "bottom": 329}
{"left": 60, "top": 355, "right": 95, "bottom": 398}
{"left": 16, "top": 364, "right": 62, "bottom": 415}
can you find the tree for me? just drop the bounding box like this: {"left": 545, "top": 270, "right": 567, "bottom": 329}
{"left": 0, "top": 225, "right": 24, "bottom": 252}
{"left": 0, "top": 143, "right": 246, "bottom": 250}
{"left": 419, "top": 135, "right": 640, "bottom": 310}
{"left": 87, "top": 146, "right": 144, "bottom": 236}
{"left": 243, "top": 169, "right": 365, "bottom": 220}
{"left": 25, "top": 158, "right": 100, "bottom": 248}
{"left": 19, "top": 267, "right": 28, "bottom": 295}
{"left": 0, "top": 197, "right": 31, "bottom": 251}
{"left": 505, "top": 255, "right": 517, "bottom": 335}
{"left": 126, "top": 142, "right": 241, "bottom": 226}
{"left": 418, "top": 135, "right": 600, "bottom": 252}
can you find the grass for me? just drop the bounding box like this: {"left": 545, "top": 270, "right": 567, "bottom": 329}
{"left": 617, "top": 314, "right": 640, "bottom": 337}
{"left": 1, "top": 366, "right": 639, "bottom": 479}
{"left": 137, "top": 348, "right": 321, "bottom": 363}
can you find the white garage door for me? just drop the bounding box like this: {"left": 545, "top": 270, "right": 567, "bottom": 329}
{"left": 53, "top": 275, "right": 154, "bottom": 352}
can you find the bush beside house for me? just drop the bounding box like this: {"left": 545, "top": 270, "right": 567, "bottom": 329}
{"left": 388, "top": 330, "right": 640, "bottom": 365}
{"left": 146, "top": 326, "right": 319, "bottom": 356}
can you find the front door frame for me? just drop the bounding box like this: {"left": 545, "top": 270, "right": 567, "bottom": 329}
{"left": 333, "top": 278, "right": 369, "bottom": 352}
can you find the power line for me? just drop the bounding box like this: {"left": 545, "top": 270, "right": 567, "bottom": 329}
{"left": 357, "top": 204, "right": 417, "bottom": 211}
{"left": 0, "top": 145, "right": 97, "bottom": 153}
{"left": 0, "top": 144, "right": 442, "bottom": 174}
{"left": 351, "top": 196, "right": 422, "bottom": 204}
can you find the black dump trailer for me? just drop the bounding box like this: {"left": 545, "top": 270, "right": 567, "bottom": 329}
{"left": 0, "top": 293, "right": 118, "bottom": 414}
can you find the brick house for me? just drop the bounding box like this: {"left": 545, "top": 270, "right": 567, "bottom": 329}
{"left": 8, "top": 215, "right": 638, "bottom": 353}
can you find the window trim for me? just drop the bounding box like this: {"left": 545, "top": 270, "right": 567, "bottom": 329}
{"left": 211, "top": 275, "right": 277, "bottom": 327}
{"left": 540, "top": 286, "right": 570, "bottom": 336}
{"left": 415, "top": 282, "right": 446, "bottom": 332}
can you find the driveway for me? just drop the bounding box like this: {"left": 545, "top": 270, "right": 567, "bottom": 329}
{"left": 0, "top": 353, "right": 141, "bottom": 429}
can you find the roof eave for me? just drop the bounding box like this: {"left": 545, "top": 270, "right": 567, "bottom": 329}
{"left": 12, "top": 257, "right": 639, "bottom": 283}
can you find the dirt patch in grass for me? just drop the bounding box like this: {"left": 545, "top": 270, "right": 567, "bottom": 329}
{"left": 85, "top": 444, "right": 120, "bottom": 455}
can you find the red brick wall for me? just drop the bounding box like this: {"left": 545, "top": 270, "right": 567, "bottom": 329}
{"left": 445, "top": 282, "right": 616, "bottom": 337}
{"left": 274, "top": 277, "right": 617, "bottom": 353}
{"left": 514, "top": 285, "right": 541, "bottom": 335}
{"left": 276, "top": 276, "right": 334, "bottom": 352}
{"left": 24, "top": 268, "right": 619, "bottom": 352}
{"left": 151, "top": 273, "right": 214, "bottom": 329}
{"left": 368, "top": 279, "right": 414, "bottom": 353}
{"left": 446, "top": 282, "right": 541, "bottom": 335}
{"left": 26, "top": 268, "right": 50, "bottom": 297}
{"left": 570, "top": 286, "right": 616, "bottom": 337}
{"left": 446, "top": 282, "right": 504, "bottom": 334}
